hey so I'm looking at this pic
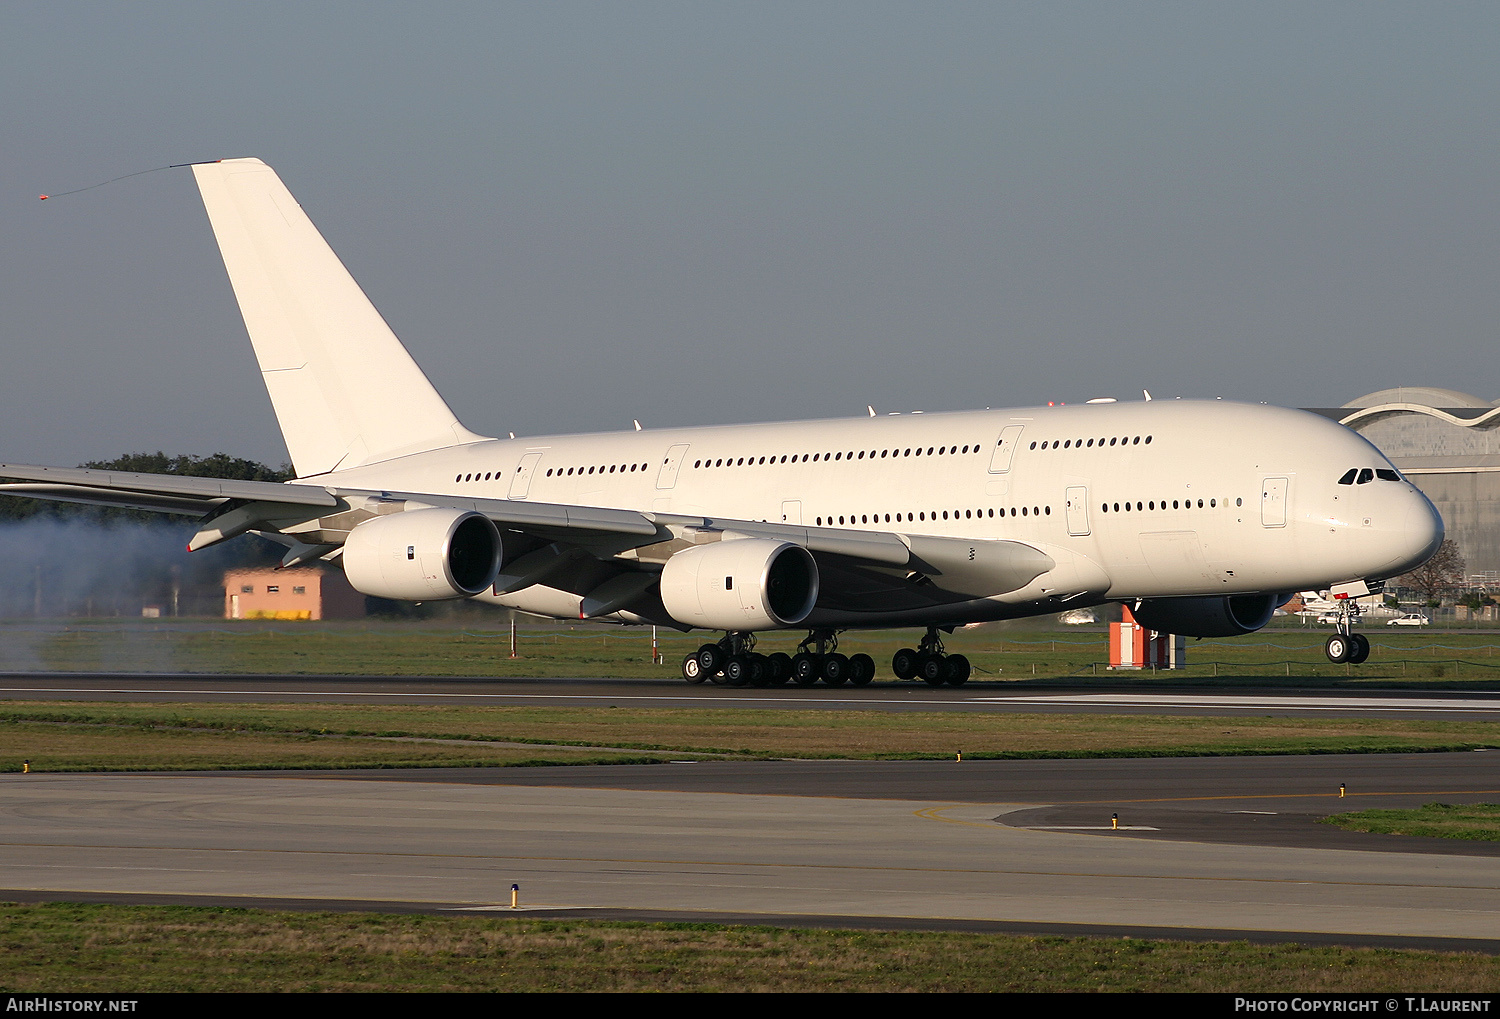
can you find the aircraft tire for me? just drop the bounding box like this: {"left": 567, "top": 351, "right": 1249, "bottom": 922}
{"left": 849, "top": 653, "right": 875, "bottom": 686}
{"left": 792, "top": 652, "right": 821, "bottom": 686}
{"left": 918, "top": 653, "right": 946, "bottom": 687}
{"left": 1324, "top": 634, "right": 1351, "bottom": 664}
{"left": 823, "top": 653, "right": 850, "bottom": 686}
{"left": 892, "top": 648, "right": 918, "bottom": 680}
{"left": 945, "top": 653, "right": 971, "bottom": 686}
{"left": 747, "top": 653, "right": 771, "bottom": 687}
{"left": 724, "top": 655, "right": 752, "bottom": 687}
{"left": 766, "top": 652, "right": 792, "bottom": 685}
{"left": 697, "top": 643, "right": 726, "bottom": 676}
{"left": 681, "top": 653, "right": 707, "bottom": 684}
{"left": 1349, "top": 633, "right": 1370, "bottom": 664}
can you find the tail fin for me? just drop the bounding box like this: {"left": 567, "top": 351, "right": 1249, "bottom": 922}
{"left": 191, "top": 158, "right": 485, "bottom": 477}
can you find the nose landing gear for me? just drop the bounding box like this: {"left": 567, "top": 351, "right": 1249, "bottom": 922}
{"left": 1323, "top": 598, "right": 1371, "bottom": 664}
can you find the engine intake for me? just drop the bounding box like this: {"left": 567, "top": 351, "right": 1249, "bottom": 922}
{"left": 342, "top": 507, "right": 501, "bottom": 601}
{"left": 1130, "top": 593, "right": 1283, "bottom": 638}
{"left": 660, "top": 538, "right": 818, "bottom": 631}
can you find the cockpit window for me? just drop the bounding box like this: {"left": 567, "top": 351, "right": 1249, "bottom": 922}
{"left": 1337, "top": 469, "right": 1357, "bottom": 485}
{"left": 1376, "top": 468, "right": 1401, "bottom": 482}
{"left": 1357, "top": 468, "right": 1374, "bottom": 484}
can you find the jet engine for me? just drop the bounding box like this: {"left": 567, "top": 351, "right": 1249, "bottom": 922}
{"left": 342, "top": 507, "right": 501, "bottom": 601}
{"left": 1130, "top": 593, "right": 1283, "bottom": 638}
{"left": 659, "top": 538, "right": 818, "bottom": 631}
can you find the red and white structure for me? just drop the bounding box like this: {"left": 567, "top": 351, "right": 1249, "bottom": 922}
{"left": 1110, "top": 604, "right": 1186, "bottom": 669}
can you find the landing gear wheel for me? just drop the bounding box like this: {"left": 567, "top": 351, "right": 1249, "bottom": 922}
{"left": 944, "top": 653, "right": 971, "bottom": 687}
{"left": 747, "top": 653, "right": 770, "bottom": 687}
{"left": 696, "top": 643, "right": 726, "bottom": 676}
{"left": 822, "top": 652, "right": 850, "bottom": 686}
{"left": 892, "top": 648, "right": 918, "bottom": 680}
{"left": 681, "top": 653, "right": 706, "bottom": 684}
{"left": 1325, "top": 634, "right": 1351, "bottom": 664}
{"left": 849, "top": 653, "right": 875, "bottom": 687}
{"left": 766, "top": 652, "right": 792, "bottom": 686}
{"left": 723, "top": 655, "right": 752, "bottom": 687}
{"left": 918, "top": 653, "right": 946, "bottom": 687}
{"left": 792, "top": 652, "right": 821, "bottom": 686}
{"left": 1348, "top": 633, "right": 1370, "bottom": 664}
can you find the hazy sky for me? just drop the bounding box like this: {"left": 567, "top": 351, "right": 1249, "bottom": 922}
{"left": 3, "top": 2, "right": 1498, "bottom": 470}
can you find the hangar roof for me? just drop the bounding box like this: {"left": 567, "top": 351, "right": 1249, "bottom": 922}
{"left": 1343, "top": 388, "right": 1496, "bottom": 410}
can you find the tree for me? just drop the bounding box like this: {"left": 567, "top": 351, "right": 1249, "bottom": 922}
{"left": 81, "top": 452, "right": 291, "bottom": 483}
{"left": 1399, "top": 539, "right": 1466, "bottom": 604}
{"left": 0, "top": 452, "right": 292, "bottom": 523}
{"left": 0, "top": 453, "right": 292, "bottom": 617}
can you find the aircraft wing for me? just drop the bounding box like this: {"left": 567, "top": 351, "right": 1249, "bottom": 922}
{"left": 325, "top": 487, "right": 1052, "bottom": 597}
{"left": 0, "top": 463, "right": 339, "bottom": 514}
{"left": 0, "top": 464, "right": 1054, "bottom": 599}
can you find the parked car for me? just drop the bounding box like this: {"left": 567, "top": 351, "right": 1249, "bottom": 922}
{"left": 1387, "top": 613, "right": 1430, "bottom": 626}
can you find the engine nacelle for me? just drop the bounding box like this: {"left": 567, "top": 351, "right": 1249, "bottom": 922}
{"left": 342, "top": 507, "right": 501, "bottom": 601}
{"left": 659, "top": 538, "right": 818, "bottom": 631}
{"left": 1130, "top": 593, "right": 1283, "bottom": 638}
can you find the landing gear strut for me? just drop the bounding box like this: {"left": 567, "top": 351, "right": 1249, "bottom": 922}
{"left": 1323, "top": 599, "right": 1370, "bottom": 664}
{"left": 892, "top": 626, "right": 971, "bottom": 686}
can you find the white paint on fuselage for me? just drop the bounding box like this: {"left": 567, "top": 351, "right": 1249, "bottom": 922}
{"left": 321, "top": 399, "right": 1442, "bottom": 615}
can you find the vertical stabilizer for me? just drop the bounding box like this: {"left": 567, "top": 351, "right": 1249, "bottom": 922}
{"left": 192, "top": 158, "right": 485, "bottom": 477}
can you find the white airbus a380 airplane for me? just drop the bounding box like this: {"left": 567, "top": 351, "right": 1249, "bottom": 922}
{"left": 2, "top": 158, "right": 1443, "bottom": 686}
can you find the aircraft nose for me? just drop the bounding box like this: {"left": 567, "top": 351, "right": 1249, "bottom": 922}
{"left": 1383, "top": 490, "right": 1444, "bottom": 577}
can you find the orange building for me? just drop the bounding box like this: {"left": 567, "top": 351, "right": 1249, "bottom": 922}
{"left": 224, "top": 567, "right": 366, "bottom": 621}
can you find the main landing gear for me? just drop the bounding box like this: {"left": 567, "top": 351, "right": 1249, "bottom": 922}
{"left": 1323, "top": 599, "right": 1370, "bottom": 664}
{"left": 789, "top": 630, "right": 875, "bottom": 688}
{"left": 682, "top": 631, "right": 790, "bottom": 687}
{"left": 680, "top": 629, "right": 874, "bottom": 687}
{"left": 891, "top": 626, "right": 971, "bottom": 686}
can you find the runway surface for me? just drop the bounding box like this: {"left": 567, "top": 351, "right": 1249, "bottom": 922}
{"left": 5, "top": 752, "right": 1500, "bottom": 949}
{"left": 6, "top": 671, "right": 1500, "bottom": 719}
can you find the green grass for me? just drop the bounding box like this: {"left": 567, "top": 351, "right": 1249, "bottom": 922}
{"left": 1, "top": 903, "right": 1497, "bottom": 992}
{"left": 5, "top": 619, "right": 1500, "bottom": 686}
{"left": 3, "top": 701, "right": 1499, "bottom": 772}
{"left": 1322, "top": 802, "right": 1500, "bottom": 841}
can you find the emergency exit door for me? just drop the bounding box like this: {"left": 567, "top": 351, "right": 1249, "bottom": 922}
{"left": 1065, "top": 486, "right": 1091, "bottom": 536}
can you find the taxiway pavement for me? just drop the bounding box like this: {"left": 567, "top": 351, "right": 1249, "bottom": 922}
{"left": 4, "top": 753, "right": 1500, "bottom": 948}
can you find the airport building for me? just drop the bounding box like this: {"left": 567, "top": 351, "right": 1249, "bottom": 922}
{"left": 224, "top": 567, "right": 366, "bottom": 621}
{"left": 1308, "top": 388, "right": 1500, "bottom": 580}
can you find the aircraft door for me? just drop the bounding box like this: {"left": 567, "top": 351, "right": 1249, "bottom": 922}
{"left": 1261, "top": 477, "right": 1288, "bottom": 527}
{"left": 1065, "top": 486, "right": 1091, "bottom": 536}
{"left": 988, "top": 425, "right": 1026, "bottom": 473}
{"left": 509, "top": 452, "right": 544, "bottom": 499}
{"left": 657, "top": 443, "right": 691, "bottom": 490}
{"left": 781, "top": 500, "right": 802, "bottom": 524}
